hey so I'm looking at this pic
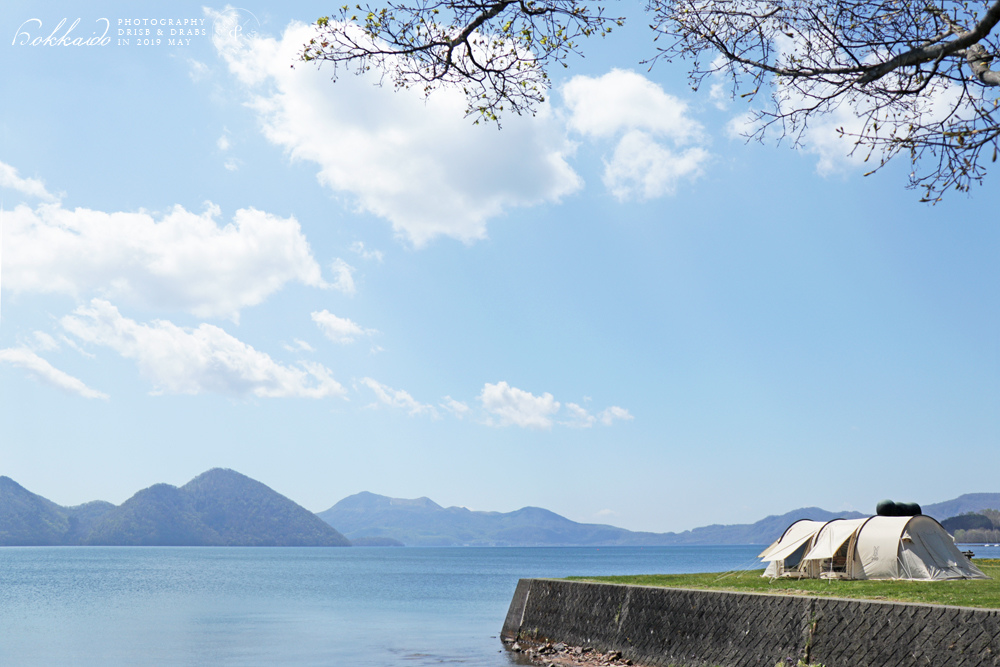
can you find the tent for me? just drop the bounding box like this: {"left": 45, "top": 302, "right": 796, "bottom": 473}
{"left": 760, "top": 515, "right": 988, "bottom": 580}
{"left": 759, "top": 520, "right": 828, "bottom": 578}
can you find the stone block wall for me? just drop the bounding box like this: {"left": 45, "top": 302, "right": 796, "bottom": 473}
{"left": 501, "top": 579, "right": 1000, "bottom": 666}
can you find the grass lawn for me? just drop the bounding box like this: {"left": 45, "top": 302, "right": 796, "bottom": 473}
{"left": 566, "top": 559, "right": 1000, "bottom": 609}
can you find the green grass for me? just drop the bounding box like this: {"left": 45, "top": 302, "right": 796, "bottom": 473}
{"left": 566, "top": 559, "right": 1000, "bottom": 609}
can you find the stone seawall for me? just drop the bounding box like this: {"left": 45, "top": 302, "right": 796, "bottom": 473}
{"left": 501, "top": 578, "right": 1000, "bottom": 667}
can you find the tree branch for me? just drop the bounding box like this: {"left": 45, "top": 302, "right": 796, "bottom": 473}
{"left": 858, "top": 0, "right": 1000, "bottom": 84}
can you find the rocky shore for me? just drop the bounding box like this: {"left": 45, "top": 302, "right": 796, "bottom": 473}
{"left": 504, "top": 638, "right": 636, "bottom": 667}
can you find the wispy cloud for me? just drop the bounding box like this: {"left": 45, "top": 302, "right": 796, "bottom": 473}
{"left": 562, "top": 402, "right": 597, "bottom": 428}
{"left": 0, "top": 347, "right": 107, "bottom": 399}
{"left": 351, "top": 241, "right": 384, "bottom": 263}
{"left": 599, "top": 406, "right": 634, "bottom": 426}
{"left": 440, "top": 395, "right": 470, "bottom": 418}
{"left": 283, "top": 338, "right": 315, "bottom": 353}
{"left": 359, "top": 377, "right": 437, "bottom": 417}
{"left": 0, "top": 160, "right": 59, "bottom": 201}
{"left": 311, "top": 310, "right": 377, "bottom": 344}
{"left": 477, "top": 381, "right": 632, "bottom": 429}
{"left": 330, "top": 258, "right": 357, "bottom": 296}
{"left": 186, "top": 58, "right": 210, "bottom": 82}
{"left": 31, "top": 331, "right": 60, "bottom": 352}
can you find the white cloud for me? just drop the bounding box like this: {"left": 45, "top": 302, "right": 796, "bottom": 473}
{"left": 440, "top": 396, "right": 470, "bottom": 418}
{"left": 599, "top": 406, "right": 634, "bottom": 426}
{"left": 187, "top": 58, "right": 210, "bottom": 82}
{"left": 218, "top": 132, "right": 239, "bottom": 170}
{"left": 351, "top": 241, "right": 383, "bottom": 263}
{"left": 477, "top": 382, "right": 631, "bottom": 429}
{"left": 0, "top": 161, "right": 58, "bottom": 201}
{"left": 330, "top": 258, "right": 356, "bottom": 296}
{"left": 726, "top": 84, "right": 872, "bottom": 176}
{"left": 562, "top": 402, "right": 597, "bottom": 428}
{"left": 3, "top": 199, "right": 328, "bottom": 320}
{"left": 728, "top": 36, "right": 967, "bottom": 177}
{"left": 211, "top": 17, "right": 581, "bottom": 246}
{"left": 359, "top": 377, "right": 437, "bottom": 416}
{"left": 311, "top": 310, "right": 376, "bottom": 344}
{"left": 562, "top": 70, "right": 710, "bottom": 201}
{"left": 709, "top": 81, "right": 730, "bottom": 111}
{"left": 32, "top": 331, "right": 60, "bottom": 351}
{"left": 708, "top": 54, "right": 734, "bottom": 111}
{"left": 58, "top": 334, "right": 95, "bottom": 358}
{"left": 602, "top": 131, "right": 710, "bottom": 200}
{"left": 61, "top": 299, "right": 345, "bottom": 398}
{"left": 790, "top": 85, "right": 963, "bottom": 177}
{"left": 0, "top": 347, "right": 107, "bottom": 399}
{"left": 564, "top": 69, "right": 703, "bottom": 142}
{"left": 797, "top": 104, "right": 873, "bottom": 176}
{"left": 726, "top": 111, "right": 756, "bottom": 140}
{"left": 479, "top": 381, "right": 561, "bottom": 429}
{"left": 283, "top": 338, "right": 315, "bottom": 353}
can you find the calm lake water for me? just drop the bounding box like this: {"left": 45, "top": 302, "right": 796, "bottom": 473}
{"left": 0, "top": 545, "right": 802, "bottom": 665}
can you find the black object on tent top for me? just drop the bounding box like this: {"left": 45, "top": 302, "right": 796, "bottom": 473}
{"left": 877, "top": 499, "right": 922, "bottom": 517}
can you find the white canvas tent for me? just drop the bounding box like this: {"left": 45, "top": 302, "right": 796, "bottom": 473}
{"left": 760, "top": 515, "right": 988, "bottom": 581}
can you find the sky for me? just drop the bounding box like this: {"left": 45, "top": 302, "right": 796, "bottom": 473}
{"left": 1, "top": 0, "right": 997, "bottom": 534}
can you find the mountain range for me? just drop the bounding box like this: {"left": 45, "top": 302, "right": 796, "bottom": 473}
{"left": 0, "top": 469, "right": 349, "bottom": 546}
{"left": 315, "top": 492, "right": 1000, "bottom": 547}
{"left": 2, "top": 469, "right": 997, "bottom": 547}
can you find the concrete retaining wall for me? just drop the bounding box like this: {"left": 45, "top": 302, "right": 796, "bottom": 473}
{"left": 501, "top": 578, "right": 1000, "bottom": 666}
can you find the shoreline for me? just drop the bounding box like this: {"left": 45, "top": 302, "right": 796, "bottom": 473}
{"left": 504, "top": 638, "right": 636, "bottom": 667}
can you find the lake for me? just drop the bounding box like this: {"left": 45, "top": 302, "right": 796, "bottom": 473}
{"left": 0, "top": 545, "right": 810, "bottom": 665}
{"left": 0, "top": 546, "right": 1000, "bottom": 667}
{"left": 27, "top": 546, "right": 1000, "bottom": 667}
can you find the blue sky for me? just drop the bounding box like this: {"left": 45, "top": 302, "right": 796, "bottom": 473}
{"left": 1, "top": 0, "right": 997, "bottom": 533}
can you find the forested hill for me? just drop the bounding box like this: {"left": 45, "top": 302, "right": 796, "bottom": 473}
{"left": 0, "top": 469, "right": 350, "bottom": 547}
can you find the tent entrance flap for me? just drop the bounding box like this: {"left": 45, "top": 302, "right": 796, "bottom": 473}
{"left": 762, "top": 533, "right": 815, "bottom": 563}
{"left": 759, "top": 520, "right": 827, "bottom": 560}
{"left": 804, "top": 519, "right": 867, "bottom": 561}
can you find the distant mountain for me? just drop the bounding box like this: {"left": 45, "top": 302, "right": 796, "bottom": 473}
{"left": 922, "top": 494, "right": 1000, "bottom": 521}
{"left": 64, "top": 501, "right": 117, "bottom": 544}
{"left": 317, "top": 492, "right": 867, "bottom": 547}
{"left": 6, "top": 471, "right": 996, "bottom": 548}
{"left": 0, "top": 469, "right": 350, "bottom": 547}
{"left": 179, "top": 469, "right": 349, "bottom": 546}
{"left": 318, "top": 492, "right": 665, "bottom": 546}
{"left": 85, "top": 482, "right": 223, "bottom": 546}
{"left": 0, "top": 476, "right": 73, "bottom": 546}
{"left": 664, "top": 507, "right": 868, "bottom": 546}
